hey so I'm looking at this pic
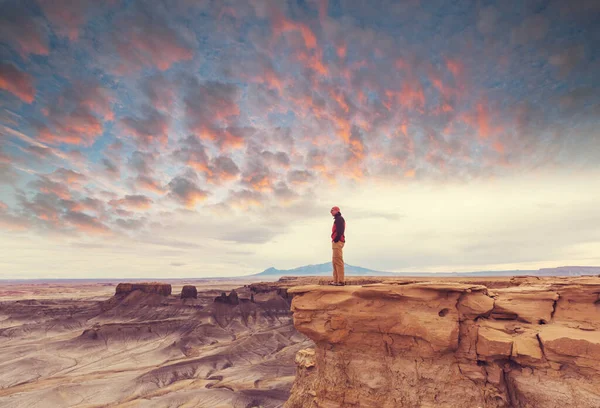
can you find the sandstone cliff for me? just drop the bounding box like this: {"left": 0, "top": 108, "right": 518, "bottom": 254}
{"left": 285, "top": 277, "right": 600, "bottom": 408}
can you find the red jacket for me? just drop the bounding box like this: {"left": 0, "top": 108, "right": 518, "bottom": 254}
{"left": 331, "top": 213, "right": 346, "bottom": 243}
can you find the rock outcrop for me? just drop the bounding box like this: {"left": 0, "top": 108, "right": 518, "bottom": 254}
{"left": 115, "top": 282, "right": 172, "bottom": 296}
{"left": 180, "top": 285, "right": 198, "bottom": 299}
{"left": 285, "top": 277, "right": 600, "bottom": 408}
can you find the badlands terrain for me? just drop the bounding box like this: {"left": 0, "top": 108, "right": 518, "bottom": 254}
{"left": 0, "top": 279, "right": 309, "bottom": 407}
{"left": 1, "top": 275, "right": 599, "bottom": 407}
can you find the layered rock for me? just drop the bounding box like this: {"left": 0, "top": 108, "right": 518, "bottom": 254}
{"left": 285, "top": 278, "right": 600, "bottom": 408}
{"left": 115, "top": 282, "right": 172, "bottom": 296}
{"left": 180, "top": 285, "right": 198, "bottom": 299}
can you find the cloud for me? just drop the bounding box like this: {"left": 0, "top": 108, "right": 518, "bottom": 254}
{"left": 109, "top": 194, "right": 153, "bottom": 210}
{"left": 102, "top": 158, "right": 120, "bottom": 177}
{"left": 140, "top": 73, "right": 176, "bottom": 111}
{"left": 207, "top": 155, "right": 240, "bottom": 184}
{"left": 0, "top": 210, "right": 30, "bottom": 231}
{"left": 36, "top": 82, "right": 113, "bottom": 146}
{"left": 511, "top": 14, "right": 549, "bottom": 45}
{"left": 173, "top": 135, "right": 210, "bottom": 172}
{"left": 0, "top": 63, "right": 35, "bottom": 103}
{"left": 477, "top": 6, "right": 499, "bottom": 35}
{"left": 63, "top": 210, "right": 111, "bottom": 234}
{"left": 128, "top": 151, "right": 157, "bottom": 174}
{"left": 168, "top": 175, "right": 209, "bottom": 208}
{"left": 49, "top": 168, "right": 86, "bottom": 184}
{"left": 226, "top": 189, "right": 265, "bottom": 209}
{"left": 287, "top": 169, "right": 314, "bottom": 185}
{"left": 135, "top": 175, "right": 165, "bottom": 194}
{"left": 30, "top": 176, "right": 71, "bottom": 200}
{"left": 112, "top": 5, "right": 195, "bottom": 73}
{"left": 37, "top": 0, "right": 92, "bottom": 41}
{"left": 549, "top": 45, "right": 586, "bottom": 76}
{"left": 72, "top": 197, "right": 105, "bottom": 213}
{"left": 120, "top": 107, "right": 170, "bottom": 146}
{"left": 0, "top": 2, "right": 49, "bottom": 57}
{"left": 183, "top": 79, "right": 243, "bottom": 147}
{"left": 0, "top": 163, "right": 20, "bottom": 185}
{"left": 241, "top": 159, "right": 274, "bottom": 192}
{"left": 261, "top": 151, "right": 291, "bottom": 168}
{"left": 115, "top": 217, "right": 145, "bottom": 230}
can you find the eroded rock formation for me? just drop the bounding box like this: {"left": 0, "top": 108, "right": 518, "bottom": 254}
{"left": 180, "top": 285, "right": 198, "bottom": 299}
{"left": 115, "top": 282, "right": 172, "bottom": 296}
{"left": 285, "top": 277, "right": 600, "bottom": 408}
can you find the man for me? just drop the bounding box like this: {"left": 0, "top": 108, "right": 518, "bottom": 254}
{"left": 329, "top": 206, "right": 346, "bottom": 286}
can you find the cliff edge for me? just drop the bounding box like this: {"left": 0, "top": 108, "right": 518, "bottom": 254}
{"left": 284, "top": 277, "right": 600, "bottom": 408}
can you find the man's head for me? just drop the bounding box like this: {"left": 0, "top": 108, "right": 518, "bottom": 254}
{"left": 330, "top": 206, "right": 340, "bottom": 216}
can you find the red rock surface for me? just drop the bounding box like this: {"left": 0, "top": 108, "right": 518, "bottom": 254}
{"left": 180, "top": 285, "right": 198, "bottom": 299}
{"left": 284, "top": 277, "right": 600, "bottom": 408}
{"left": 115, "top": 282, "right": 172, "bottom": 296}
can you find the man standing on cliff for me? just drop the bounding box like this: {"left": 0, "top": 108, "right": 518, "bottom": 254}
{"left": 329, "top": 206, "right": 346, "bottom": 286}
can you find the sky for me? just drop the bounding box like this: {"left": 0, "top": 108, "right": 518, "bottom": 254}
{"left": 1, "top": 0, "right": 599, "bottom": 279}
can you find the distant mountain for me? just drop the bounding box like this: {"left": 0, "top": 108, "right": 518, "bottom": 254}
{"left": 253, "top": 263, "right": 400, "bottom": 277}
{"left": 251, "top": 263, "right": 600, "bottom": 278}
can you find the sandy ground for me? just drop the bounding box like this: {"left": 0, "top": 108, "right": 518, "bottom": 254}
{"left": 0, "top": 279, "right": 309, "bottom": 408}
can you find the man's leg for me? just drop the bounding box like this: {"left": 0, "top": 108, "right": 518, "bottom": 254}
{"left": 338, "top": 242, "right": 345, "bottom": 283}
{"left": 332, "top": 242, "right": 344, "bottom": 284}
{"left": 332, "top": 242, "right": 338, "bottom": 283}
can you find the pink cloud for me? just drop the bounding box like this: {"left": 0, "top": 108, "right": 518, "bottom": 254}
{"left": 0, "top": 3, "right": 49, "bottom": 57}
{"left": 38, "top": 0, "right": 90, "bottom": 41}
{"left": 0, "top": 64, "right": 35, "bottom": 103}
{"left": 32, "top": 177, "right": 72, "bottom": 200}
{"left": 37, "top": 82, "right": 113, "bottom": 146}
{"left": 49, "top": 168, "right": 86, "bottom": 184}
{"left": 109, "top": 195, "right": 153, "bottom": 210}
{"left": 135, "top": 175, "right": 166, "bottom": 194}
{"left": 198, "top": 127, "right": 250, "bottom": 150}
{"left": 113, "top": 9, "right": 194, "bottom": 73}
{"left": 185, "top": 81, "right": 241, "bottom": 126}
{"left": 0, "top": 212, "right": 30, "bottom": 232}
{"left": 271, "top": 9, "right": 318, "bottom": 50}
{"left": 141, "top": 74, "right": 176, "bottom": 111}
{"left": 206, "top": 155, "right": 240, "bottom": 184}
{"left": 120, "top": 109, "right": 170, "bottom": 146}
{"left": 63, "top": 211, "right": 111, "bottom": 235}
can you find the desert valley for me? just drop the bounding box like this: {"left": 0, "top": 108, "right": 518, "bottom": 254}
{"left": 1, "top": 274, "right": 599, "bottom": 407}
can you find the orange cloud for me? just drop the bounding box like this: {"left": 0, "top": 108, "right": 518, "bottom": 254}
{"left": 136, "top": 176, "right": 166, "bottom": 194}
{"left": 445, "top": 58, "right": 464, "bottom": 79}
{"left": 0, "top": 63, "right": 35, "bottom": 103}
{"left": 462, "top": 99, "right": 503, "bottom": 141}
{"left": 197, "top": 126, "right": 248, "bottom": 150}
{"left": 168, "top": 176, "right": 209, "bottom": 208}
{"left": 384, "top": 79, "right": 425, "bottom": 112}
{"left": 272, "top": 10, "right": 317, "bottom": 49}
{"left": 337, "top": 43, "right": 347, "bottom": 59}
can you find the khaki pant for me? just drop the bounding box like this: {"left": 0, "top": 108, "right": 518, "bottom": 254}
{"left": 332, "top": 241, "right": 345, "bottom": 283}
